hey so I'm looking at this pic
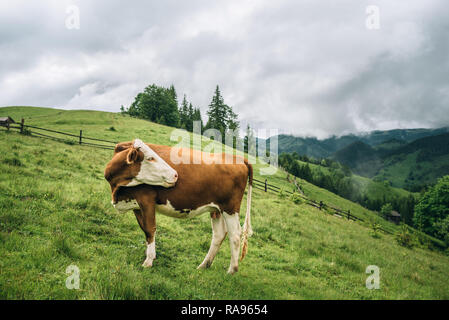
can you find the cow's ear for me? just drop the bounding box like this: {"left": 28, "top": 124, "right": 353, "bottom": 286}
{"left": 126, "top": 148, "right": 144, "bottom": 164}
{"left": 115, "top": 141, "right": 133, "bottom": 154}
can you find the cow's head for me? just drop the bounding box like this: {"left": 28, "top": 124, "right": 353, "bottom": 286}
{"left": 105, "top": 139, "right": 178, "bottom": 200}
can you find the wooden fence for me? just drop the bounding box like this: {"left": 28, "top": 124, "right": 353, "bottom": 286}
{"left": 2, "top": 117, "right": 394, "bottom": 235}
{"left": 2, "top": 118, "right": 117, "bottom": 150}
{"left": 253, "top": 177, "right": 396, "bottom": 235}
{"left": 254, "top": 178, "right": 365, "bottom": 222}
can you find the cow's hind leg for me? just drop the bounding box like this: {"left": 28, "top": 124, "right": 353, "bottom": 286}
{"left": 223, "top": 212, "right": 242, "bottom": 274}
{"left": 198, "top": 212, "right": 226, "bottom": 269}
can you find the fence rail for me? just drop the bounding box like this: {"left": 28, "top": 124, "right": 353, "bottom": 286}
{"left": 2, "top": 117, "right": 393, "bottom": 235}
{"left": 1, "top": 118, "right": 118, "bottom": 151}
{"left": 253, "top": 177, "right": 393, "bottom": 234}
{"left": 22, "top": 123, "right": 117, "bottom": 147}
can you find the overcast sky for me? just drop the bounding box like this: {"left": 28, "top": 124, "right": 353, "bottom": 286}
{"left": 1, "top": 0, "right": 448, "bottom": 138}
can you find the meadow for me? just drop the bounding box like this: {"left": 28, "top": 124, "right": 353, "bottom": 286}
{"left": 1, "top": 106, "right": 448, "bottom": 299}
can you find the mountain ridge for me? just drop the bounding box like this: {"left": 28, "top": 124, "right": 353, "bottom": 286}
{"left": 268, "top": 127, "right": 449, "bottom": 190}
{"left": 268, "top": 126, "right": 449, "bottom": 158}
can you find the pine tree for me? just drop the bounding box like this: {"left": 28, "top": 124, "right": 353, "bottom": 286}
{"left": 290, "top": 161, "right": 301, "bottom": 177}
{"left": 166, "top": 84, "right": 180, "bottom": 127}
{"left": 244, "top": 124, "right": 256, "bottom": 155}
{"left": 206, "top": 85, "right": 228, "bottom": 136}
{"left": 205, "top": 85, "right": 239, "bottom": 140}
{"left": 168, "top": 84, "right": 178, "bottom": 106}
{"left": 226, "top": 105, "right": 238, "bottom": 130}
{"left": 179, "top": 95, "right": 189, "bottom": 130}
{"left": 187, "top": 103, "right": 194, "bottom": 132}
{"left": 303, "top": 164, "right": 312, "bottom": 181}
{"left": 192, "top": 107, "right": 203, "bottom": 133}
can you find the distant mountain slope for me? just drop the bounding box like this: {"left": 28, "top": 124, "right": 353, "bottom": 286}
{"left": 332, "top": 141, "right": 382, "bottom": 177}
{"left": 332, "top": 133, "right": 449, "bottom": 191}
{"left": 376, "top": 133, "right": 449, "bottom": 190}
{"left": 374, "top": 138, "right": 407, "bottom": 153}
{"left": 268, "top": 134, "right": 359, "bottom": 159}
{"left": 270, "top": 127, "right": 449, "bottom": 159}
{"left": 388, "top": 132, "right": 449, "bottom": 160}
{"left": 358, "top": 127, "right": 449, "bottom": 146}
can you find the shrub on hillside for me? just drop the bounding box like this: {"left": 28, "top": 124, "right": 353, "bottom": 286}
{"left": 433, "top": 216, "right": 449, "bottom": 245}
{"left": 413, "top": 175, "right": 449, "bottom": 241}
{"left": 380, "top": 203, "right": 393, "bottom": 219}
{"left": 370, "top": 222, "right": 382, "bottom": 239}
{"left": 396, "top": 224, "right": 414, "bottom": 248}
{"left": 290, "top": 192, "right": 303, "bottom": 205}
{"left": 22, "top": 128, "right": 32, "bottom": 136}
{"left": 278, "top": 188, "right": 287, "bottom": 199}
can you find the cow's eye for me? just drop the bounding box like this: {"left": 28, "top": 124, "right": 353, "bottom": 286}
{"left": 147, "top": 157, "right": 154, "bottom": 161}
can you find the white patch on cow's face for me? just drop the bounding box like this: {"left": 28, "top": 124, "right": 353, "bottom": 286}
{"left": 113, "top": 199, "right": 139, "bottom": 213}
{"left": 155, "top": 200, "right": 220, "bottom": 219}
{"left": 130, "top": 139, "right": 178, "bottom": 187}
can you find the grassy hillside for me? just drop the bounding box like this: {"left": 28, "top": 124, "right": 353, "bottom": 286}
{"left": 332, "top": 141, "right": 382, "bottom": 177}
{"left": 376, "top": 133, "right": 449, "bottom": 190}
{"left": 289, "top": 158, "right": 417, "bottom": 229}
{"left": 296, "top": 158, "right": 413, "bottom": 200}
{"left": 1, "top": 106, "right": 449, "bottom": 299}
{"left": 333, "top": 133, "right": 449, "bottom": 191}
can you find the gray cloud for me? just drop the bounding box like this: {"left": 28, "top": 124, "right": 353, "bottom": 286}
{"left": 0, "top": 0, "right": 448, "bottom": 138}
{"left": 318, "top": 6, "right": 449, "bottom": 134}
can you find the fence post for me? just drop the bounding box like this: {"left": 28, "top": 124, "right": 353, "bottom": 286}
{"left": 347, "top": 210, "right": 350, "bottom": 220}
{"left": 79, "top": 130, "right": 82, "bottom": 145}
{"left": 319, "top": 201, "right": 323, "bottom": 210}
{"left": 20, "top": 118, "right": 24, "bottom": 134}
{"left": 264, "top": 179, "right": 267, "bottom": 192}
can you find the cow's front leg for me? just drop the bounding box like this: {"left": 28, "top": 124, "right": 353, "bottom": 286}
{"left": 135, "top": 192, "right": 157, "bottom": 268}
{"left": 142, "top": 208, "right": 156, "bottom": 267}
{"left": 222, "top": 212, "right": 241, "bottom": 274}
{"left": 198, "top": 212, "right": 227, "bottom": 270}
{"left": 143, "top": 238, "right": 156, "bottom": 267}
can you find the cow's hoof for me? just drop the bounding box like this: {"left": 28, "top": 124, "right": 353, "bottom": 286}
{"left": 142, "top": 259, "right": 154, "bottom": 268}
{"left": 227, "top": 266, "right": 238, "bottom": 275}
{"left": 197, "top": 261, "right": 211, "bottom": 269}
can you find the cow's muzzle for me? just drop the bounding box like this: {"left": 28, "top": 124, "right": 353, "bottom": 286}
{"left": 164, "top": 172, "right": 178, "bottom": 187}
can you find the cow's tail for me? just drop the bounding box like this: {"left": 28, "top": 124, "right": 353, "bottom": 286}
{"left": 241, "top": 159, "right": 253, "bottom": 261}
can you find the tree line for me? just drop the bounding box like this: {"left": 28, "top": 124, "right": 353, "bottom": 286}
{"left": 121, "top": 84, "right": 239, "bottom": 136}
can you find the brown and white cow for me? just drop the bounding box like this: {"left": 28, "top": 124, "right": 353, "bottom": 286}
{"left": 104, "top": 139, "right": 253, "bottom": 274}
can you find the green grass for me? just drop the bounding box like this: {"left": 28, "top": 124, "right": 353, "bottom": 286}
{"left": 295, "top": 158, "right": 415, "bottom": 202}
{"left": 285, "top": 160, "right": 416, "bottom": 233}
{"left": 376, "top": 151, "right": 449, "bottom": 190}
{"left": 376, "top": 152, "right": 420, "bottom": 188}
{"left": 1, "top": 106, "right": 449, "bottom": 299}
